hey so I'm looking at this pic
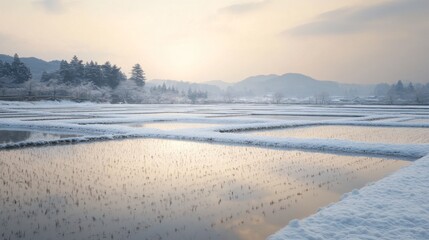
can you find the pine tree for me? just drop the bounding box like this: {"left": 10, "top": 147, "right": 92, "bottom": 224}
{"left": 70, "top": 56, "right": 84, "bottom": 84}
{"left": 407, "top": 83, "right": 415, "bottom": 92}
{"left": 84, "top": 61, "right": 103, "bottom": 87}
{"left": 130, "top": 64, "right": 145, "bottom": 87}
{"left": 11, "top": 54, "right": 32, "bottom": 83}
{"left": 41, "top": 71, "right": 50, "bottom": 82}
{"left": 109, "top": 65, "right": 123, "bottom": 89}
{"left": 2, "top": 62, "right": 12, "bottom": 78}
{"left": 0, "top": 60, "right": 4, "bottom": 78}
{"left": 395, "top": 80, "right": 404, "bottom": 92}
{"left": 59, "top": 60, "right": 73, "bottom": 84}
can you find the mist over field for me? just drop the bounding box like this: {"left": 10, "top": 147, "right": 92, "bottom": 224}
{"left": 1, "top": 53, "right": 428, "bottom": 104}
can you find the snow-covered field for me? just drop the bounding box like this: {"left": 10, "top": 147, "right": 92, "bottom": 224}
{"left": 1, "top": 101, "right": 429, "bottom": 239}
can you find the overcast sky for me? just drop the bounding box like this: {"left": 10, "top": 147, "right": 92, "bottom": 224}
{"left": 1, "top": 0, "right": 428, "bottom": 83}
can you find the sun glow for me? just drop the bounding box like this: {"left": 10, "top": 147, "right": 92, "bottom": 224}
{"left": 167, "top": 40, "right": 204, "bottom": 76}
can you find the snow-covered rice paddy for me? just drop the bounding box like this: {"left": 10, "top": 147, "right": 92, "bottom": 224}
{"left": 0, "top": 139, "right": 408, "bottom": 240}
{"left": 244, "top": 125, "right": 429, "bottom": 144}
{"left": 1, "top": 101, "right": 429, "bottom": 239}
{"left": 128, "top": 122, "right": 220, "bottom": 131}
{"left": 0, "top": 129, "right": 80, "bottom": 144}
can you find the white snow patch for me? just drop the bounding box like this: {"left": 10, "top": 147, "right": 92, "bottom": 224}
{"left": 268, "top": 154, "right": 429, "bottom": 240}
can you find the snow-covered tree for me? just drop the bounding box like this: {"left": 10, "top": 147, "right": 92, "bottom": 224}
{"left": 11, "top": 54, "right": 32, "bottom": 84}
{"left": 187, "top": 88, "right": 208, "bottom": 104}
{"left": 84, "top": 61, "right": 103, "bottom": 86}
{"left": 130, "top": 64, "right": 145, "bottom": 87}
{"left": 273, "top": 92, "right": 284, "bottom": 104}
{"left": 112, "top": 80, "right": 145, "bottom": 103}
{"left": 102, "top": 62, "right": 124, "bottom": 89}
{"left": 59, "top": 60, "right": 73, "bottom": 84}
{"left": 314, "top": 91, "right": 330, "bottom": 104}
{"left": 373, "top": 83, "right": 390, "bottom": 96}
{"left": 70, "top": 55, "right": 84, "bottom": 82}
{"left": 395, "top": 80, "right": 404, "bottom": 92}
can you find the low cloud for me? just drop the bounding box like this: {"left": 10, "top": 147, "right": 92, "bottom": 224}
{"left": 218, "top": 0, "right": 272, "bottom": 15}
{"left": 284, "top": 0, "right": 429, "bottom": 36}
{"left": 33, "top": 0, "right": 65, "bottom": 14}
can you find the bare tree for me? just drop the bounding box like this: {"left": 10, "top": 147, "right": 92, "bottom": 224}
{"left": 273, "top": 92, "right": 284, "bottom": 104}
{"left": 315, "top": 91, "right": 330, "bottom": 104}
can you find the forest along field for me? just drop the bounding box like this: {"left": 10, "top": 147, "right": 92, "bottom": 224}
{"left": 1, "top": 102, "right": 429, "bottom": 240}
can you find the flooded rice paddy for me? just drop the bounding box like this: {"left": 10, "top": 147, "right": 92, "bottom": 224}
{"left": 247, "top": 115, "right": 348, "bottom": 121}
{"left": 403, "top": 118, "right": 429, "bottom": 124}
{"left": 0, "top": 139, "right": 409, "bottom": 240}
{"left": 129, "top": 122, "right": 220, "bottom": 130}
{"left": 211, "top": 114, "right": 347, "bottom": 121}
{"left": 246, "top": 125, "right": 429, "bottom": 144}
{"left": 0, "top": 130, "right": 80, "bottom": 144}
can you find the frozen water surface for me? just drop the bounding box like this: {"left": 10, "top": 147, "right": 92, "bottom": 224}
{"left": 0, "top": 129, "right": 81, "bottom": 144}
{"left": 403, "top": 118, "right": 429, "bottom": 124}
{"left": 213, "top": 114, "right": 348, "bottom": 121}
{"left": 129, "top": 122, "right": 220, "bottom": 130}
{"left": 0, "top": 114, "right": 42, "bottom": 118}
{"left": 248, "top": 115, "right": 347, "bottom": 121}
{"left": 246, "top": 125, "right": 429, "bottom": 144}
{"left": 21, "top": 116, "right": 99, "bottom": 121}
{"left": 0, "top": 139, "right": 408, "bottom": 240}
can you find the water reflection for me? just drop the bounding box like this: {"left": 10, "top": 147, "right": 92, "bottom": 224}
{"left": 210, "top": 114, "right": 345, "bottom": 121}
{"left": 130, "top": 122, "right": 220, "bottom": 130}
{"left": 0, "top": 139, "right": 409, "bottom": 240}
{"left": 404, "top": 118, "right": 429, "bottom": 124}
{"left": 246, "top": 125, "right": 429, "bottom": 144}
{"left": 0, "top": 130, "right": 31, "bottom": 144}
{"left": 0, "top": 129, "right": 80, "bottom": 144}
{"left": 0, "top": 114, "right": 40, "bottom": 118}
{"left": 249, "top": 115, "right": 346, "bottom": 121}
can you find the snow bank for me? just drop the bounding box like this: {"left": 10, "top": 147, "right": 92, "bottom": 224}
{"left": 2, "top": 122, "right": 427, "bottom": 158}
{"left": 268, "top": 154, "right": 429, "bottom": 240}
{"left": 1, "top": 101, "right": 428, "bottom": 158}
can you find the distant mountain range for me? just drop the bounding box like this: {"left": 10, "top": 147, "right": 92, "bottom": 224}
{"left": 0, "top": 54, "right": 61, "bottom": 81}
{"left": 151, "top": 74, "right": 375, "bottom": 98}
{"left": 203, "top": 80, "right": 232, "bottom": 90}
{"left": 147, "top": 79, "right": 225, "bottom": 97}
{"left": 228, "top": 73, "right": 375, "bottom": 97}
{"left": 1, "top": 53, "right": 375, "bottom": 98}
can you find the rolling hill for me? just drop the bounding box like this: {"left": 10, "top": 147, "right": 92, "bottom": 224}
{"left": 0, "top": 54, "right": 61, "bottom": 81}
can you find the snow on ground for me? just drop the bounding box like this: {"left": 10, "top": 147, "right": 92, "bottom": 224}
{"left": 1, "top": 100, "right": 429, "bottom": 239}
{"left": 1, "top": 102, "right": 428, "bottom": 157}
{"left": 268, "top": 154, "right": 429, "bottom": 240}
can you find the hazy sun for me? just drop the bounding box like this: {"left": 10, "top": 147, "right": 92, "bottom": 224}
{"left": 167, "top": 39, "right": 203, "bottom": 76}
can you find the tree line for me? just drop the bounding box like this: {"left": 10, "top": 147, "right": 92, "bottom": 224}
{"left": 375, "top": 80, "right": 429, "bottom": 104}
{"left": 3, "top": 54, "right": 427, "bottom": 104}
{"left": 147, "top": 83, "right": 208, "bottom": 104}
{"left": 0, "top": 54, "right": 32, "bottom": 85}
{"left": 0, "top": 54, "right": 210, "bottom": 104}
{"left": 41, "top": 56, "right": 145, "bottom": 89}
